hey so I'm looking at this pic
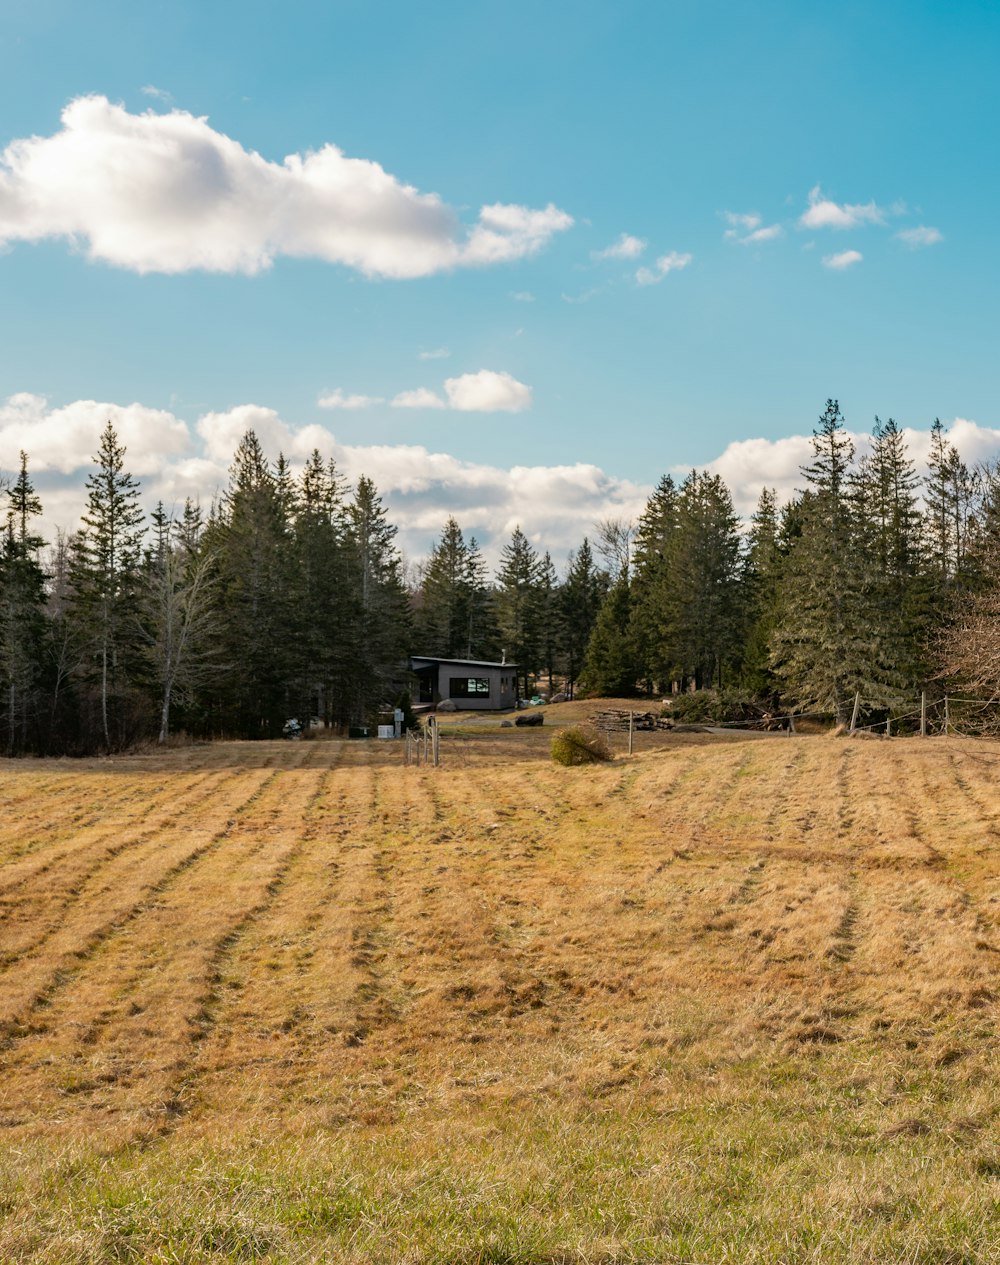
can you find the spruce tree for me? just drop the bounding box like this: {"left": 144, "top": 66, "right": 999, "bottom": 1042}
{"left": 770, "top": 400, "right": 901, "bottom": 723}
{"left": 494, "top": 526, "right": 543, "bottom": 695}
{"left": 69, "top": 422, "right": 145, "bottom": 750}
{"left": 0, "top": 453, "right": 48, "bottom": 753}
{"left": 558, "top": 537, "right": 605, "bottom": 698}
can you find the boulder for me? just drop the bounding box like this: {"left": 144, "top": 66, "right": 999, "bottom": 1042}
{"left": 515, "top": 711, "right": 544, "bottom": 727}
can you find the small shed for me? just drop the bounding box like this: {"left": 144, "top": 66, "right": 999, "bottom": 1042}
{"left": 409, "top": 656, "right": 519, "bottom": 711}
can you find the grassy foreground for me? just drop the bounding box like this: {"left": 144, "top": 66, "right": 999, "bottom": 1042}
{"left": 1, "top": 716, "right": 999, "bottom": 1262}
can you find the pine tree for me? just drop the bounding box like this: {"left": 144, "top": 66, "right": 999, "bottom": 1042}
{"left": 0, "top": 453, "right": 48, "bottom": 753}
{"left": 629, "top": 475, "right": 679, "bottom": 691}
{"left": 69, "top": 422, "right": 146, "bottom": 750}
{"left": 494, "top": 526, "right": 543, "bottom": 695}
{"left": 741, "top": 487, "right": 782, "bottom": 697}
{"left": 770, "top": 400, "right": 902, "bottom": 723}
{"left": 558, "top": 537, "right": 605, "bottom": 698}
{"left": 344, "top": 475, "right": 410, "bottom": 724}
{"left": 580, "top": 571, "right": 639, "bottom": 696}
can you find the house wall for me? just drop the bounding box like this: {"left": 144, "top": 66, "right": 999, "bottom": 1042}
{"left": 436, "top": 665, "right": 516, "bottom": 710}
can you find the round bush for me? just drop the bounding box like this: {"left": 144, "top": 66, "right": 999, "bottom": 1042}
{"left": 551, "top": 724, "right": 614, "bottom": 766}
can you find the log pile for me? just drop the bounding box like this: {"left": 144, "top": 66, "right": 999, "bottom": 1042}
{"left": 590, "top": 709, "right": 674, "bottom": 732}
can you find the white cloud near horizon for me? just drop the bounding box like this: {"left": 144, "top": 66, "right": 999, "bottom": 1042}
{"left": 592, "top": 232, "right": 647, "bottom": 261}
{"left": 8, "top": 394, "right": 1000, "bottom": 565}
{"left": 0, "top": 95, "right": 573, "bottom": 277}
{"left": 635, "top": 251, "right": 692, "bottom": 285}
{"left": 723, "top": 211, "right": 784, "bottom": 245}
{"left": 800, "top": 186, "right": 887, "bottom": 231}
{"left": 823, "top": 249, "right": 863, "bottom": 270}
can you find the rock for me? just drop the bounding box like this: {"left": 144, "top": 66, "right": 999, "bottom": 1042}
{"left": 437, "top": 699, "right": 458, "bottom": 712}
{"left": 500, "top": 720, "right": 513, "bottom": 728}
{"left": 515, "top": 711, "right": 544, "bottom": 727}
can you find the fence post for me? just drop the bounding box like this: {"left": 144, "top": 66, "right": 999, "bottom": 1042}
{"left": 433, "top": 717, "right": 440, "bottom": 767}
{"left": 405, "top": 731, "right": 411, "bottom": 765}
{"left": 944, "top": 696, "right": 949, "bottom": 736}
{"left": 628, "top": 710, "right": 634, "bottom": 756}
{"left": 920, "top": 692, "right": 927, "bottom": 737}
{"left": 788, "top": 713, "right": 796, "bottom": 735}
{"left": 886, "top": 716, "right": 891, "bottom": 737}
{"left": 849, "top": 692, "right": 861, "bottom": 734}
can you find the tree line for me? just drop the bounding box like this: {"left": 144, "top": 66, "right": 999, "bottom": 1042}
{"left": 1, "top": 400, "right": 997, "bottom": 753}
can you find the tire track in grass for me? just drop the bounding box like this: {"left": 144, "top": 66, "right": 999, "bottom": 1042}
{"left": 166, "top": 759, "right": 383, "bottom": 1127}
{"left": 0, "top": 767, "right": 273, "bottom": 1050}
{"left": 0, "top": 774, "right": 174, "bottom": 873}
{"left": 0, "top": 773, "right": 224, "bottom": 964}
{"left": 0, "top": 767, "right": 327, "bottom": 1133}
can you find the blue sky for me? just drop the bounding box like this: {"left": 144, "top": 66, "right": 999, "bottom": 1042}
{"left": 2, "top": 0, "right": 999, "bottom": 560}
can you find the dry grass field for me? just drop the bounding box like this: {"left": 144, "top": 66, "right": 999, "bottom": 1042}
{"left": 1, "top": 707, "right": 1000, "bottom": 1263}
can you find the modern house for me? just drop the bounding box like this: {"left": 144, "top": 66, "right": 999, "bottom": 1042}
{"left": 409, "top": 656, "right": 519, "bottom": 711}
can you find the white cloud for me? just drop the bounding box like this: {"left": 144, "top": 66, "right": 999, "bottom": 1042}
{"left": 11, "top": 396, "right": 1000, "bottom": 569}
{"left": 418, "top": 347, "right": 450, "bottom": 361}
{"left": 140, "top": 85, "right": 173, "bottom": 103}
{"left": 897, "top": 225, "right": 943, "bottom": 249}
{"left": 723, "top": 212, "right": 784, "bottom": 245}
{"left": 800, "top": 186, "right": 886, "bottom": 231}
{"left": 0, "top": 391, "right": 190, "bottom": 474}
{"left": 591, "top": 232, "right": 647, "bottom": 261}
{"left": 822, "top": 249, "right": 863, "bottom": 270}
{"left": 391, "top": 387, "right": 447, "bottom": 409}
{"left": 0, "top": 95, "right": 573, "bottom": 277}
{"left": 317, "top": 388, "right": 383, "bottom": 410}
{"left": 444, "top": 369, "right": 531, "bottom": 413}
{"left": 510, "top": 291, "right": 535, "bottom": 302}
{"left": 635, "top": 251, "right": 692, "bottom": 285}
{"left": 389, "top": 370, "right": 532, "bottom": 413}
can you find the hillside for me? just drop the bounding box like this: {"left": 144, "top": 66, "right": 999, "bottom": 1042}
{"left": 1, "top": 728, "right": 999, "bottom": 1262}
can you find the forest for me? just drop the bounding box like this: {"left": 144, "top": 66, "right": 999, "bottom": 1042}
{"left": 0, "top": 399, "right": 997, "bottom": 754}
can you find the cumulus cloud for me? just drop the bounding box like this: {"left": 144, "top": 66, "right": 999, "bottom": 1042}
{"left": 823, "top": 249, "right": 863, "bottom": 270}
{"left": 0, "top": 391, "right": 190, "bottom": 474}
{"left": 391, "top": 387, "right": 447, "bottom": 409}
{"left": 389, "top": 369, "right": 532, "bottom": 413}
{"left": 10, "top": 395, "right": 1000, "bottom": 567}
{"left": 703, "top": 418, "right": 1000, "bottom": 517}
{"left": 0, "top": 95, "right": 573, "bottom": 277}
{"left": 800, "top": 186, "right": 886, "bottom": 230}
{"left": 591, "top": 232, "right": 647, "bottom": 261}
{"left": 635, "top": 251, "right": 692, "bottom": 285}
{"left": 443, "top": 369, "right": 531, "bottom": 413}
{"left": 317, "top": 388, "right": 383, "bottom": 410}
{"left": 897, "top": 225, "right": 943, "bottom": 249}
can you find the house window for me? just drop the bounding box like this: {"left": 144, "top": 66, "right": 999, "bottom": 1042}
{"left": 449, "top": 676, "right": 491, "bottom": 698}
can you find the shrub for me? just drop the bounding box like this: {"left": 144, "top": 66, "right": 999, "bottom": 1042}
{"left": 551, "top": 724, "right": 614, "bottom": 766}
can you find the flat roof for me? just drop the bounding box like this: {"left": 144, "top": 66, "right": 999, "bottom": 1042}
{"left": 409, "top": 656, "right": 519, "bottom": 670}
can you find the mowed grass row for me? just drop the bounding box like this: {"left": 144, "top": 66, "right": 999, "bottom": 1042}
{"left": 1, "top": 730, "right": 999, "bottom": 1262}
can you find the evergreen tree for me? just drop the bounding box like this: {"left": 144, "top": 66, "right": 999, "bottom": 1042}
{"left": 203, "top": 430, "right": 295, "bottom": 737}
{"left": 0, "top": 453, "right": 48, "bottom": 753}
{"left": 580, "top": 571, "right": 639, "bottom": 696}
{"left": 740, "top": 487, "right": 782, "bottom": 697}
{"left": 69, "top": 422, "right": 146, "bottom": 750}
{"left": 925, "top": 418, "right": 977, "bottom": 584}
{"left": 558, "top": 537, "right": 605, "bottom": 698}
{"left": 413, "top": 518, "right": 476, "bottom": 658}
{"left": 494, "top": 526, "right": 543, "bottom": 695}
{"left": 344, "top": 475, "right": 411, "bottom": 723}
{"left": 629, "top": 475, "right": 679, "bottom": 691}
{"left": 663, "top": 471, "right": 742, "bottom": 689}
{"left": 770, "top": 401, "right": 904, "bottom": 723}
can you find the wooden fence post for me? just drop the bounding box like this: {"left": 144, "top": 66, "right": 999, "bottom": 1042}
{"left": 432, "top": 717, "right": 440, "bottom": 767}
{"left": 944, "top": 696, "right": 949, "bottom": 736}
{"left": 886, "top": 716, "right": 891, "bottom": 737}
{"left": 920, "top": 692, "right": 927, "bottom": 737}
{"left": 628, "top": 710, "right": 634, "bottom": 756}
{"left": 849, "top": 692, "right": 861, "bottom": 734}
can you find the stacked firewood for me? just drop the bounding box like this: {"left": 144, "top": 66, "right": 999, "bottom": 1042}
{"left": 590, "top": 709, "right": 674, "bottom": 732}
